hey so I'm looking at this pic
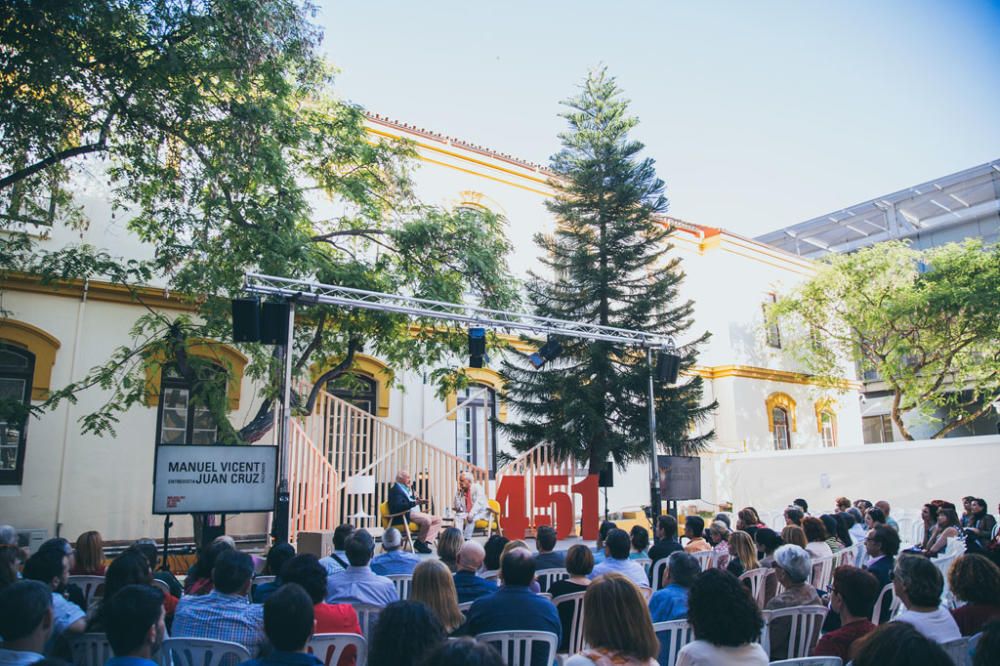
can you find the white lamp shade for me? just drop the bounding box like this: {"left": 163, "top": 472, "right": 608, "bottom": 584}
{"left": 346, "top": 474, "right": 375, "bottom": 495}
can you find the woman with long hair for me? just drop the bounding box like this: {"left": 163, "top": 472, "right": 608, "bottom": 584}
{"left": 87, "top": 550, "right": 156, "bottom": 631}
{"left": 72, "top": 531, "right": 105, "bottom": 575}
{"left": 436, "top": 527, "right": 464, "bottom": 573}
{"left": 820, "top": 514, "right": 844, "bottom": 552}
{"left": 920, "top": 503, "right": 940, "bottom": 550}
{"left": 411, "top": 560, "right": 464, "bottom": 634}
{"left": 802, "top": 517, "right": 833, "bottom": 559}
{"left": 924, "top": 507, "right": 960, "bottom": 557}
{"left": 564, "top": 573, "right": 659, "bottom": 666}
{"left": 676, "top": 568, "right": 767, "bottom": 665}
{"left": 726, "top": 530, "right": 759, "bottom": 577}
{"left": 780, "top": 525, "right": 807, "bottom": 549}
{"left": 549, "top": 545, "right": 595, "bottom": 653}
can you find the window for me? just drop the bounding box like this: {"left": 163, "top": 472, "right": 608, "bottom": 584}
{"left": 328, "top": 373, "right": 378, "bottom": 415}
{"left": 862, "top": 415, "right": 895, "bottom": 444}
{"left": 820, "top": 411, "right": 837, "bottom": 447}
{"left": 772, "top": 407, "right": 791, "bottom": 450}
{"left": 763, "top": 293, "right": 781, "bottom": 348}
{"left": 155, "top": 365, "right": 223, "bottom": 445}
{"left": 0, "top": 344, "right": 34, "bottom": 484}
{"left": 326, "top": 373, "right": 377, "bottom": 471}
{"left": 456, "top": 383, "right": 498, "bottom": 477}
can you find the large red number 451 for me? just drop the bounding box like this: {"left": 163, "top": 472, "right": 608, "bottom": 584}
{"left": 494, "top": 473, "right": 599, "bottom": 541}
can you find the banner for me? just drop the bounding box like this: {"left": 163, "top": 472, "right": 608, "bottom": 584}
{"left": 657, "top": 455, "right": 701, "bottom": 500}
{"left": 153, "top": 445, "right": 278, "bottom": 514}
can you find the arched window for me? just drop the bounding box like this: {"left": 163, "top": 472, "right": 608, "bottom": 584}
{"left": 456, "top": 383, "right": 498, "bottom": 477}
{"left": 772, "top": 407, "right": 791, "bottom": 450}
{"left": 327, "top": 373, "right": 378, "bottom": 415}
{"left": 820, "top": 411, "right": 837, "bottom": 447}
{"left": 155, "top": 364, "right": 224, "bottom": 445}
{"left": 0, "top": 343, "right": 34, "bottom": 484}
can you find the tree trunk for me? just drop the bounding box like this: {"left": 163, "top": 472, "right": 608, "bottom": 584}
{"left": 930, "top": 394, "right": 999, "bottom": 439}
{"left": 889, "top": 390, "right": 915, "bottom": 441}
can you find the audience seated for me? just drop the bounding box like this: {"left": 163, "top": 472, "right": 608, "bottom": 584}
{"left": 765, "top": 544, "right": 822, "bottom": 660}
{"left": 184, "top": 539, "right": 235, "bottom": 596}
{"left": 0, "top": 526, "right": 16, "bottom": 547}
{"left": 947, "top": 554, "right": 1000, "bottom": 636}
{"left": 593, "top": 521, "right": 617, "bottom": 563}
{"left": 411, "top": 560, "right": 463, "bottom": 634}
{"left": 648, "top": 551, "right": 698, "bottom": 622}
{"left": 794, "top": 498, "right": 810, "bottom": 516}
{"left": 482, "top": 535, "right": 508, "bottom": 573}
{"left": 820, "top": 514, "right": 844, "bottom": 552}
{"left": 675, "top": 568, "right": 767, "bottom": 666}
{"left": 498, "top": 540, "right": 541, "bottom": 594}
{"left": 70, "top": 531, "right": 105, "bottom": 576}
{"left": 279, "top": 554, "right": 361, "bottom": 638}
{"left": 875, "top": 500, "right": 900, "bottom": 531}
{"left": 923, "top": 507, "right": 961, "bottom": 557}
{"left": 754, "top": 528, "right": 782, "bottom": 568}
{"left": 549, "top": 545, "right": 594, "bottom": 653}
{"left": 974, "top": 619, "right": 1000, "bottom": 666}
{"left": 565, "top": 573, "right": 657, "bottom": 666}
{"left": 835, "top": 497, "right": 852, "bottom": 513}
{"left": 88, "top": 550, "right": 173, "bottom": 632}
{"left": 628, "top": 526, "right": 650, "bottom": 560}
{"left": 370, "top": 528, "right": 419, "bottom": 576}
{"left": 253, "top": 543, "right": 295, "bottom": 604}
{"left": 457, "top": 547, "right": 561, "bottom": 665}
{"left": 848, "top": 507, "right": 868, "bottom": 544}
{"left": 417, "top": 637, "right": 503, "bottom": 666}
{"left": 833, "top": 512, "right": 855, "bottom": 548}
{"left": 318, "top": 524, "right": 354, "bottom": 576}
{"left": 0, "top": 545, "right": 22, "bottom": 591}
{"left": 35, "top": 539, "right": 86, "bottom": 612}
{"left": 0, "top": 580, "right": 53, "bottom": 665}
{"left": 725, "top": 530, "right": 758, "bottom": 578}
{"left": 131, "top": 539, "right": 183, "bottom": 599}
{"left": 964, "top": 498, "right": 996, "bottom": 542}
{"left": 918, "top": 503, "right": 939, "bottom": 551}
{"left": 590, "top": 529, "right": 649, "bottom": 591}
{"left": 104, "top": 585, "right": 166, "bottom": 666}
{"left": 533, "top": 526, "right": 565, "bottom": 570}
{"left": 707, "top": 521, "right": 730, "bottom": 569}
{"left": 735, "top": 508, "right": 765, "bottom": 541}
{"left": 324, "top": 530, "right": 398, "bottom": 607}
{"left": 865, "top": 525, "right": 900, "bottom": 588}
{"left": 784, "top": 505, "right": 804, "bottom": 527}
{"left": 812, "top": 566, "right": 879, "bottom": 660}
{"left": 891, "top": 553, "right": 961, "bottom": 643}
{"left": 682, "top": 517, "right": 711, "bottom": 554}
{"left": 241, "top": 584, "right": 320, "bottom": 666}
{"left": 780, "top": 524, "right": 807, "bottom": 549}
{"left": 22, "top": 548, "right": 85, "bottom": 654}
{"left": 863, "top": 507, "right": 886, "bottom": 530}
{"left": 367, "top": 601, "right": 446, "bottom": 666}
{"left": 436, "top": 528, "right": 464, "bottom": 574}
{"left": 647, "top": 515, "right": 683, "bottom": 579}
{"left": 850, "top": 621, "right": 953, "bottom": 666}
{"left": 802, "top": 517, "right": 833, "bottom": 559}
{"left": 171, "top": 549, "right": 266, "bottom": 655}
{"left": 452, "top": 542, "right": 497, "bottom": 603}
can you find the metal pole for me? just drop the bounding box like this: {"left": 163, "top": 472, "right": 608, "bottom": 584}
{"left": 273, "top": 301, "right": 296, "bottom": 543}
{"left": 646, "top": 346, "right": 661, "bottom": 520}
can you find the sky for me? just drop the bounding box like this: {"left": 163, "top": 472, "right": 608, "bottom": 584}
{"left": 317, "top": 1, "right": 1000, "bottom": 237}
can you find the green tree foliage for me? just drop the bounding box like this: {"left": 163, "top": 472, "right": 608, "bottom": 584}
{"left": 770, "top": 240, "right": 1000, "bottom": 440}
{"left": 0, "top": 0, "right": 518, "bottom": 440}
{"left": 501, "top": 68, "right": 716, "bottom": 473}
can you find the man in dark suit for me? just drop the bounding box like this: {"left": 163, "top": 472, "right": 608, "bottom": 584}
{"left": 533, "top": 526, "right": 565, "bottom": 571}
{"left": 457, "top": 548, "right": 561, "bottom": 666}
{"left": 647, "top": 514, "right": 683, "bottom": 585}
{"left": 865, "top": 524, "right": 900, "bottom": 623}
{"left": 453, "top": 542, "right": 498, "bottom": 603}
{"left": 388, "top": 470, "right": 441, "bottom": 553}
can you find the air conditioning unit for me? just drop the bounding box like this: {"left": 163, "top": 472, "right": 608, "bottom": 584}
{"left": 17, "top": 528, "right": 48, "bottom": 554}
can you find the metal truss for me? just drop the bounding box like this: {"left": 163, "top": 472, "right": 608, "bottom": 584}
{"left": 244, "top": 272, "right": 673, "bottom": 349}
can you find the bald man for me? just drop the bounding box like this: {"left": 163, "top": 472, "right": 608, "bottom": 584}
{"left": 388, "top": 470, "right": 441, "bottom": 553}
{"left": 453, "top": 541, "right": 497, "bottom": 603}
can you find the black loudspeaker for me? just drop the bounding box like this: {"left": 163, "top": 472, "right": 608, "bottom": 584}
{"left": 231, "top": 298, "right": 261, "bottom": 342}
{"left": 598, "top": 460, "right": 614, "bottom": 488}
{"left": 657, "top": 351, "right": 681, "bottom": 384}
{"left": 260, "top": 301, "right": 291, "bottom": 345}
{"left": 469, "top": 327, "right": 486, "bottom": 368}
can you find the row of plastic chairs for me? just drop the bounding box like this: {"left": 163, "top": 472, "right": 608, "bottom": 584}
{"left": 68, "top": 575, "right": 171, "bottom": 610}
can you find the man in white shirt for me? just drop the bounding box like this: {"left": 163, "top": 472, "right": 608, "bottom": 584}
{"left": 452, "top": 472, "right": 490, "bottom": 539}
{"left": 0, "top": 581, "right": 52, "bottom": 665}
{"left": 891, "top": 553, "right": 961, "bottom": 643}
{"left": 590, "top": 529, "right": 650, "bottom": 592}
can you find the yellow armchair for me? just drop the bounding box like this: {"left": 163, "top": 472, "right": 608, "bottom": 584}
{"left": 474, "top": 499, "right": 502, "bottom": 538}
{"left": 379, "top": 501, "right": 420, "bottom": 551}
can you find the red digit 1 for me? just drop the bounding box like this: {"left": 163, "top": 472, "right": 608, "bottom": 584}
{"left": 495, "top": 475, "right": 528, "bottom": 540}
{"left": 534, "top": 475, "right": 573, "bottom": 540}
{"left": 572, "top": 474, "right": 600, "bottom": 541}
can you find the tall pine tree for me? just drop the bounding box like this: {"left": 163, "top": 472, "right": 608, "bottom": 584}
{"left": 502, "top": 68, "right": 716, "bottom": 474}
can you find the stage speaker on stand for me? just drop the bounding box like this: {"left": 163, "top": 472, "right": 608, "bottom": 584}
{"left": 598, "top": 461, "right": 613, "bottom": 522}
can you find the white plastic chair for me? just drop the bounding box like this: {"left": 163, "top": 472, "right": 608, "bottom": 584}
{"left": 761, "top": 605, "right": 829, "bottom": 660}
{"left": 386, "top": 574, "right": 412, "bottom": 600}
{"left": 690, "top": 550, "right": 716, "bottom": 572}
{"left": 634, "top": 557, "right": 652, "bottom": 575}
{"left": 160, "top": 637, "right": 252, "bottom": 666}
{"left": 354, "top": 604, "right": 382, "bottom": 638}
{"left": 482, "top": 570, "right": 499, "bottom": 583}
{"left": 650, "top": 558, "right": 669, "bottom": 591}
{"left": 940, "top": 636, "right": 969, "bottom": 666}
{"left": 535, "top": 568, "right": 569, "bottom": 593}
{"left": 768, "top": 658, "right": 843, "bottom": 666}
{"left": 253, "top": 575, "right": 277, "bottom": 586}
{"left": 811, "top": 555, "right": 835, "bottom": 591}
{"left": 553, "top": 591, "right": 586, "bottom": 655}
{"left": 151, "top": 578, "right": 171, "bottom": 595}
{"left": 70, "top": 633, "right": 113, "bottom": 666}
{"left": 651, "top": 619, "right": 695, "bottom": 666}
{"left": 968, "top": 631, "right": 983, "bottom": 664}
{"left": 475, "top": 630, "right": 558, "bottom": 666}
{"left": 307, "top": 633, "right": 367, "bottom": 666}
{"left": 458, "top": 601, "right": 473, "bottom": 612}
{"left": 537, "top": 592, "right": 552, "bottom": 601}
{"left": 871, "top": 583, "right": 902, "bottom": 624}
{"left": 739, "top": 567, "right": 774, "bottom": 608}
{"left": 68, "top": 575, "right": 105, "bottom": 610}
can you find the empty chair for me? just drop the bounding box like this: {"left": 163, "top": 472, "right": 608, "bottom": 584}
{"left": 939, "top": 637, "right": 969, "bottom": 666}
{"left": 739, "top": 568, "right": 774, "bottom": 609}
{"left": 535, "top": 568, "right": 569, "bottom": 594}
{"left": 871, "top": 582, "right": 902, "bottom": 624}
{"left": 552, "top": 591, "right": 586, "bottom": 655}
{"left": 160, "top": 637, "right": 252, "bottom": 666}
{"left": 386, "top": 574, "right": 412, "bottom": 601}
{"left": 68, "top": 575, "right": 106, "bottom": 610}
{"left": 307, "top": 633, "right": 367, "bottom": 666}
{"left": 762, "top": 605, "right": 829, "bottom": 660}
{"left": 69, "top": 633, "right": 113, "bottom": 666}
{"left": 652, "top": 619, "right": 695, "bottom": 666}
{"left": 475, "top": 631, "right": 558, "bottom": 666}
{"left": 353, "top": 604, "right": 382, "bottom": 639}
{"left": 768, "top": 658, "right": 843, "bottom": 666}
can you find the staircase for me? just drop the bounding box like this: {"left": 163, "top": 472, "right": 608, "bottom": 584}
{"left": 286, "top": 387, "right": 490, "bottom": 543}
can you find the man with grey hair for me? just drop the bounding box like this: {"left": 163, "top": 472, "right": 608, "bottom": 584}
{"left": 452, "top": 471, "right": 490, "bottom": 539}
{"left": 766, "top": 544, "right": 823, "bottom": 660}
{"left": 892, "top": 553, "right": 961, "bottom": 643}
{"left": 0, "top": 525, "right": 17, "bottom": 546}
{"left": 388, "top": 470, "right": 441, "bottom": 554}
{"left": 370, "top": 528, "right": 420, "bottom": 576}
{"left": 453, "top": 541, "right": 497, "bottom": 603}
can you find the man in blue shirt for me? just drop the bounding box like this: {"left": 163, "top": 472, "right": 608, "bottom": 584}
{"left": 241, "top": 584, "right": 323, "bottom": 666}
{"left": 370, "top": 528, "right": 420, "bottom": 576}
{"left": 104, "top": 584, "right": 166, "bottom": 666}
{"left": 21, "top": 548, "right": 85, "bottom": 654}
{"left": 325, "top": 530, "right": 398, "bottom": 607}
{"left": 457, "top": 548, "right": 560, "bottom": 666}
{"left": 318, "top": 524, "right": 354, "bottom": 577}
{"left": 0, "top": 580, "right": 52, "bottom": 666}
{"left": 452, "top": 542, "right": 497, "bottom": 603}
{"left": 590, "top": 529, "right": 650, "bottom": 592}
{"left": 533, "top": 526, "right": 565, "bottom": 571}
{"left": 648, "top": 551, "right": 698, "bottom": 622}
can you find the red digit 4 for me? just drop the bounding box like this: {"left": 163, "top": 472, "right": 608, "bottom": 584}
{"left": 495, "top": 475, "right": 529, "bottom": 540}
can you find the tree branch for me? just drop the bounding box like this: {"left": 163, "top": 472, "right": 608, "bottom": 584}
{"left": 304, "top": 337, "right": 361, "bottom": 413}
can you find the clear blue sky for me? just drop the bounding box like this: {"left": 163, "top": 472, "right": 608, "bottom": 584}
{"left": 319, "top": 1, "right": 1000, "bottom": 237}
